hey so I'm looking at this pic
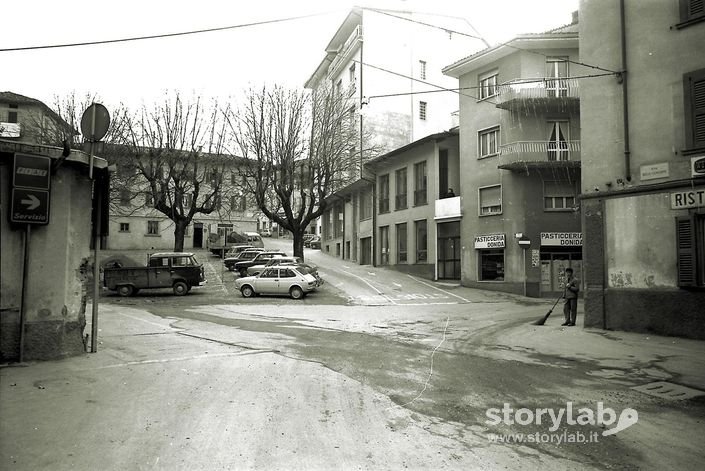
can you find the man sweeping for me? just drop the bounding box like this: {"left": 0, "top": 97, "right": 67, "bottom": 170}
{"left": 561, "top": 267, "right": 580, "bottom": 326}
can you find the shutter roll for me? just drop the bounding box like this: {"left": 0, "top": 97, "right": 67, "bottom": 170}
{"left": 676, "top": 215, "right": 697, "bottom": 287}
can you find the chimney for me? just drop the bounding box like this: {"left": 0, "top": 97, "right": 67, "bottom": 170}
{"left": 572, "top": 10, "right": 579, "bottom": 24}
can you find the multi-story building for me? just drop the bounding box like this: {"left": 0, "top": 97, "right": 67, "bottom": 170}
{"left": 443, "top": 13, "right": 584, "bottom": 297}
{"left": 0, "top": 91, "right": 73, "bottom": 144}
{"left": 579, "top": 0, "right": 705, "bottom": 338}
{"left": 312, "top": 7, "right": 482, "bottom": 264}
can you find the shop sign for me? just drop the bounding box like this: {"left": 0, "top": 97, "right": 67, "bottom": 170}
{"left": 540, "top": 232, "right": 582, "bottom": 246}
{"left": 670, "top": 187, "right": 705, "bottom": 209}
{"left": 474, "top": 233, "right": 505, "bottom": 249}
{"left": 692, "top": 156, "right": 705, "bottom": 178}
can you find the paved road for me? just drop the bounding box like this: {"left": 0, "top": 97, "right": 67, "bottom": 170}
{"left": 3, "top": 240, "right": 704, "bottom": 470}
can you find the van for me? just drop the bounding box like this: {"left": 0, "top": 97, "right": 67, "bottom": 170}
{"left": 243, "top": 231, "right": 264, "bottom": 248}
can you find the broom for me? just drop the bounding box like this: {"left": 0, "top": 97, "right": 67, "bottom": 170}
{"left": 533, "top": 295, "right": 563, "bottom": 326}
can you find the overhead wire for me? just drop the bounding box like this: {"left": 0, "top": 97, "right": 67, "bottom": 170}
{"left": 0, "top": 10, "right": 342, "bottom": 53}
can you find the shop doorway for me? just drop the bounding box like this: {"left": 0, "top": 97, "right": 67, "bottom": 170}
{"left": 540, "top": 249, "right": 582, "bottom": 295}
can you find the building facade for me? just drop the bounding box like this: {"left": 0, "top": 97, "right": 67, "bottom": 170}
{"left": 579, "top": 0, "right": 705, "bottom": 338}
{"left": 443, "top": 15, "right": 584, "bottom": 297}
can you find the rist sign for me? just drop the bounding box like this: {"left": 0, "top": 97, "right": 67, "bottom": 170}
{"left": 11, "top": 153, "right": 51, "bottom": 225}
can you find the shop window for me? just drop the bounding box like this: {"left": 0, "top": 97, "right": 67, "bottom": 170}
{"left": 397, "top": 223, "right": 407, "bottom": 263}
{"left": 684, "top": 68, "right": 705, "bottom": 150}
{"left": 479, "top": 249, "right": 504, "bottom": 281}
{"left": 379, "top": 174, "right": 390, "bottom": 213}
{"left": 395, "top": 168, "right": 407, "bottom": 210}
{"left": 676, "top": 214, "right": 705, "bottom": 287}
{"left": 479, "top": 184, "right": 502, "bottom": 216}
{"left": 415, "top": 219, "right": 427, "bottom": 262}
{"left": 544, "top": 180, "right": 576, "bottom": 211}
{"left": 478, "top": 126, "right": 499, "bottom": 158}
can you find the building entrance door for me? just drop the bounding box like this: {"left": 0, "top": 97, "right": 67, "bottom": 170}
{"left": 193, "top": 223, "right": 203, "bottom": 248}
{"left": 360, "top": 237, "right": 372, "bottom": 265}
{"left": 437, "top": 221, "right": 461, "bottom": 279}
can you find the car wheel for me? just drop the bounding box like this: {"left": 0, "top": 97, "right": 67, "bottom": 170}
{"left": 241, "top": 285, "right": 255, "bottom": 298}
{"left": 289, "top": 286, "right": 304, "bottom": 300}
{"left": 117, "top": 285, "right": 134, "bottom": 297}
{"left": 173, "top": 281, "right": 189, "bottom": 296}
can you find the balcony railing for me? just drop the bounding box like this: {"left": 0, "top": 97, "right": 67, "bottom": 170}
{"left": 500, "top": 140, "right": 581, "bottom": 162}
{"left": 435, "top": 196, "right": 462, "bottom": 220}
{"left": 329, "top": 25, "right": 363, "bottom": 76}
{"left": 496, "top": 78, "right": 580, "bottom": 110}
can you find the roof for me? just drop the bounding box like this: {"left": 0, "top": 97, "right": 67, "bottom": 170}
{"left": 364, "top": 129, "right": 459, "bottom": 170}
{"left": 0, "top": 91, "right": 73, "bottom": 133}
{"left": 150, "top": 252, "right": 195, "bottom": 257}
{"left": 443, "top": 32, "right": 579, "bottom": 78}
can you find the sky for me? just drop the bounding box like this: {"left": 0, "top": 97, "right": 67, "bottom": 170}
{"left": 1, "top": 0, "right": 578, "bottom": 112}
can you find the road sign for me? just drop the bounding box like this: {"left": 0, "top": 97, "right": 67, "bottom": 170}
{"left": 13, "top": 153, "right": 51, "bottom": 190}
{"left": 81, "top": 103, "right": 110, "bottom": 142}
{"left": 11, "top": 188, "right": 50, "bottom": 224}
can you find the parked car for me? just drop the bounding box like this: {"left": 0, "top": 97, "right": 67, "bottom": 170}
{"left": 309, "top": 236, "right": 321, "bottom": 249}
{"left": 235, "top": 266, "right": 318, "bottom": 299}
{"left": 103, "top": 252, "right": 206, "bottom": 296}
{"left": 303, "top": 234, "right": 316, "bottom": 247}
{"left": 260, "top": 228, "right": 272, "bottom": 237}
{"left": 224, "top": 248, "right": 264, "bottom": 271}
{"left": 234, "top": 251, "right": 287, "bottom": 277}
{"left": 246, "top": 256, "right": 303, "bottom": 276}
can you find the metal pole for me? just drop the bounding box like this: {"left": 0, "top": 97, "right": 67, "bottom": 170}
{"left": 19, "top": 225, "right": 31, "bottom": 362}
{"left": 523, "top": 247, "right": 528, "bottom": 297}
{"left": 91, "top": 140, "right": 100, "bottom": 353}
{"left": 88, "top": 105, "right": 96, "bottom": 179}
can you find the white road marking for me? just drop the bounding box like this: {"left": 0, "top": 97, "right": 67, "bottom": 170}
{"left": 92, "top": 350, "right": 272, "bottom": 370}
{"left": 112, "top": 311, "right": 172, "bottom": 329}
{"left": 327, "top": 267, "right": 397, "bottom": 304}
{"left": 407, "top": 275, "right": 471, "bottom": 303}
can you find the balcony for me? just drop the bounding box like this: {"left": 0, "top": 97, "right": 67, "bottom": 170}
{"left": 435, "top": 196, "right": 462, "bottom": 221}
{"left": 498, "top": 140, "right": 581, "bottom": 172}
{"left": 328, "top": 25, "right": 363, "bottom": 78}
{"left": 496, "top": 78, "right": 580, "bottom": 112}
{"left": 0, "top": 122, "right": 21, "bottom": 138}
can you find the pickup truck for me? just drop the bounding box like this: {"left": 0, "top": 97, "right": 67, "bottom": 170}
{"left": 103, "top": 252, "right": 206, "bottom": 296}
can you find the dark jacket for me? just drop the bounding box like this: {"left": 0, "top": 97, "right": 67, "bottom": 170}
{"left": 564, "top": 276, "right": 580, "bottom": 299}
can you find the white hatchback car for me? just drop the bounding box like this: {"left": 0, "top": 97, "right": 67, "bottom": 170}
{"left": 235, "top": 266, "right": 318, "bottom": 299}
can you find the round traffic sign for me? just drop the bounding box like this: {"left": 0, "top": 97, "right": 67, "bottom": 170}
{"left": 80, "top": 103, "right": 110, "bottom": 142}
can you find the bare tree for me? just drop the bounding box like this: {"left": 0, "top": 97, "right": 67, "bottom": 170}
{"left": 228, "top": 85, "right": 368, "bottom": 258}
{"left": 107, "top": 92, "right": 238, "bottom": 252}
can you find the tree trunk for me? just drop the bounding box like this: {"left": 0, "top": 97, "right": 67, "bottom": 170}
{"left": 292, "top": 229, "right": 305, "bottom": 259}
{"left": 173, "top": 219, "right": 189, "bottom": 252}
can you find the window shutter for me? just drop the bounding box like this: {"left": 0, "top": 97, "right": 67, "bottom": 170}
{"left": 676, "top": 215, "right": 697, "bottom": 287}
{"left": 685, "top": 69, "right": 705, "bottom": 149}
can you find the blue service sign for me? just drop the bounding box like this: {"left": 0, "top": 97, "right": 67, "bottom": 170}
{"left": 11, "top": 188, "right": 50, "bottom": 224}
{"left": 13, "top": 153, "right": 51, "bottom": 190}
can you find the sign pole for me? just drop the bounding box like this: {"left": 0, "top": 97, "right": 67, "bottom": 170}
{"left": 91, "top": 140, "right": 100, "bottom": 353}
{"left": 523, "top": 247, "right": 528, "bottom": 297}
{"left": 19, "top": 225, "right": 31, "bottom": 362}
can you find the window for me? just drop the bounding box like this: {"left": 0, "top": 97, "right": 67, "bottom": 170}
{"left": 349, "top": 63, "right": 356, "bottom": 94}
{"left": 419, "top": 101, "right": 427, "bottom": 120}
{"left": 415, "top": 219, "right": 427, "bottom": 262}
{"left": 479, "top": 71, "right": 498, "bottom": 100}
{"left": 676, "top": 214, "right": 705, "bottom": 287}
{"left": 145, "top": 192, "right": 154, "bottom": 207}
{"left": 380, "top": 226, "right": 389, "bottom": 265}
{"left": 678, "top": 0, "right": 705, "bottom": 25}
{"left": 173, "top": 256, "right": 195, "bottom": 266}
{"left": 147, "top": 220, "right": 160, "bottom": 235}
{"left": 546, "top": 57, "right": 569, "bottom": 97}
{"left": 684, "top": 68, "right": 705, "bottom": 150}
{"left": 337, "top": 78, "right": 343, "bottom": 96}
{"left": 479, "top": 249, "right": 505, "bottom": 281}
{"left": 280, "top": 268, "right": 296, "bottom": 278}
{"left": 544, "top": 181, "right": 576, "bottom": 211}
{"left": 379, "top": 174, "right": 390, "bottom": 213}
{"left": 119, "top": 223, "right": 130, "bottom": 232}
{"left": 547, "top": 121, "right": 570, "bottom": 161}
{"left": 478, "top": 126, "right": 499, "bottom": 158}
{"left": 414, "top": 161, "right": 427, "bottom": 206}
{"left": 119, "top": 189, "right": 131, "bottom": 206}
{"left": 181, "top": 193, "right": 192, "bottom": 208}
{"left": 7, "top": 104, "right": 18, "bottom": 123}
{"left": 360, "top": 190, "right": 372, "bottom": 220}
{"left": 395, "top": 168, "right": 407, "bottom": 210}
{"left": 419, "top": 60, "right": 427, "bottom": 80}
{"left": 479, "top": 185, "right": 502, "bottom": 216}
{"left": 397, "top": 223, "right": 407, "bottom": 263}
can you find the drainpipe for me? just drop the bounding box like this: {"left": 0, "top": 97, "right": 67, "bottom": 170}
{"left": 619, "top": 0, "right": 632, "bottom": 182}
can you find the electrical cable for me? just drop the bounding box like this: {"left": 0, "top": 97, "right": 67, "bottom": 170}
{"left": 0, "top": 10, "right": 342, "bottom": 53}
